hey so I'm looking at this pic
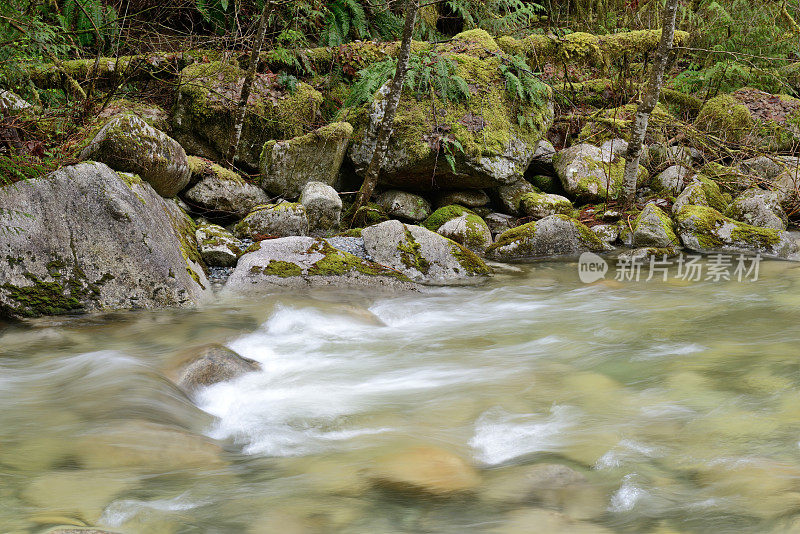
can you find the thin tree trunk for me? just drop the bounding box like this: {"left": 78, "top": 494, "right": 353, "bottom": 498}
{"left": 620, "top": 0, "right": 680, "bottom": 209}
{"left": 348, "top": 0, "right": 419, "bottom": 227}
{"left": 225, "top": 0, "right": 273, "bottom": 169}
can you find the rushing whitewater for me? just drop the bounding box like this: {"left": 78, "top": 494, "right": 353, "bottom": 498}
{"left": 3, "top": 260, "right": 800, "bottom": 532}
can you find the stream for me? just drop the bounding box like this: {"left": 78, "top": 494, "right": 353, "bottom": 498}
{"left": 4, "top": 259, "right": 800, "bottom": 533}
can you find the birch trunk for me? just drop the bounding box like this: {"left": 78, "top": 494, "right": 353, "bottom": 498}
{"left": 225, "top": 1, "right": 272, "bottom": 169}
{"left": 348, "top": 0, "right": 419, "bottom": 227}
{"left": 620, "top": 0, "right": 680, "bottom": 208}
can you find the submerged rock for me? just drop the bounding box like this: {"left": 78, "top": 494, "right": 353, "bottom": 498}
{"left": 486, "top": 215, "right": 611, "bottom": 260}
{"left": 173, "top": 61, "right": 322, "bottom": 169}
{"left": 299, "top": 181, "right": 342, "bottom": 235}
{"left": 0, "top": 163, "right": 207, "bottom": 319}
{"left": 348, "top": 34, "right": 554, "bottom": 190}
{"left": 369, "top": 446, "right": 481, "bottom": 496}
{"left": 234, "top": 202, "right": 309, "bottom": 239}
{"left": 183, "top": 157, "right": 270, "bottom": 219}
{"left": 436, "top": 213, "right": 493, "bottom": 253}
{"left": 172, "top": 343, "right": 259, "bottom": 393}
{"left": 726, "top": 188, "right": 787, "bottom": 230}
{"left": 632, "top": 203, "right": 680, "bottom": 248}
{"left": 223, "top": 236, "right": 417, "bottom": 291}
{"left": 676, "top": 205, "right": 799, "bottom": 258}
{"left": 361, "top": 220, "right": 491, "bottom": 284}
{"left": 196, "top": 223, "right": 242, "bottom": 267}
{"left": 553, "top": 143, "right": 647, "bottom": 203}
{"left": 260, "top": 122, "right": 353, "bottom": 198}
{"left": 376, "top": 190, "right": 432, "bottom": 222}
{"left": 79, "top": 113, "right": 190, "bottom": 197}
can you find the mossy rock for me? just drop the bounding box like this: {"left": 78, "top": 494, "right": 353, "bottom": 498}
{"left": 675, "top": 205, "right": 798, "bottom": 258}
{"left": 696, "top": 89, "right": 800, "bottom": 152}
{"left": 578, "top": 103, "right": 676, "bottom": 145}
{"left": 172, "top": 61, "right": 322, "bottom": 170}
{"left": 224, "top": 236, "right": 417, "bottom": 291}
{"left": 421, "top": 205, "right": 476, "bottom": 231}
{"left": 519, "top": 191, "right": 573, "bottom": 219}
{"left": 486, "top": 214, "right": 612, "bottom": 260}
{"left": 348, "top": 50, "right": 554, "bottom": 190}
{"left": 672, "top": 175, "right": 728, "bottom": 214}
{"left": 553, "top": 143, "right": 648, "bottom": 203}
{"left": 631, "top": 203, "right": 680, "bottom": 248}
{"left": 435, "top": 213, "right": 493, "bottom": 253}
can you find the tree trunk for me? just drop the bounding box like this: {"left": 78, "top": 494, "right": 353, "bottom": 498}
{"left": 347, "top": 0, "right": 419, "bottom": 227}
{"left": 620, "top": 0, "right": 680, "bottom": 208}
{"left": 225, "top": 0, "right": 273, "bottom": 169}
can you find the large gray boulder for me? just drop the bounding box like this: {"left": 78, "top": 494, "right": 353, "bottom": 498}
{"left": 676, "top": 205, "right": 799, "bottom": 259}
{"left": 348, "top": 47, "right": 554, "bottom": 191}
{"left": 0, "top": 90, "right": 32, "bottom": 113}
{"left": 361, "top": 220, "right": 491, "bottom": 284}
{"left": 376, "top": 190, "right": 432, "bottom": 222}
{"left": 183, "top": 157, "right": 270, "bottom": 218}
{"left": 486, "top": 215, "right": 612, "bottom": 260}
{"left": 79, "top": 114, "right": 190, "bottom": 197}
{"left": 519, "top": 191, "right": 573, "bottom": 219}
{"left": 496, "top": 179, "right": 537, "bottom": 215}
{"left": 172, "top": 61, "right": 323, "bottom": 170}
{"left": 234, "top": 202, "right": 309, "bottom": 239}
{"left": 0, "top": 163, "right": 208, "bottom": 319}
{"left": 259, "top": 122, "right": 353, "bottom": 198}
{"left": 632, "top": 203, "right": 680, "bottom": 247}
{"left": 223, "top": 236, "right": 417, "bottom": 291}
{"left": 726, "top": 188, "right": 787, "bottom": 230}
{"left": 299, "top": 181, "right": 342, "bottom": 235}
{"left": 434, "top": 190, "right": 490, "bottom": 209}
{"left": 553, "top": 143, "right": 647, "bottom": 203}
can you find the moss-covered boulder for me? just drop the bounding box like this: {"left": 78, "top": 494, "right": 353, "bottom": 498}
{"left": 421, "top": 205, "right": 475, "bottom": 231}
{"left": 172, "top": 61, "right": 322, "bottom": 170}
{"left": 700, "top": 162, "right": 753, "bottom": 195}
{"left": 223, "top": 236, "right": 417, "bottom": 291}
{"left": 578, "top": 103, "right": 676, "bottom": 145}
{"left": 553, "top": 143, "right": 647, "bottom": 203}
{"left": 376, "top": 190, "right": 432, "bottom": 222}
{"left": 260, "top": 122, "right": 352, "bottom": 198}
{"left": 95, "top": 98, "right": 170, "bottom": 131}
{"left": 486, "top": 214, "right": 612, "bottom": 260}
{"left": 0, "top": 162, "right": 208, "bottom": 319}
{"left": 348, "top": 31, "right": 554, "bottom": 190}
{"left": 632, "top": 203, "right": 680, "bottom": 248}
{"left": 696, "top": 89, "right": 800, "bottom": 151}
{"left": 519, "top": 191, "right": 573, "bottom": 219}
{"left": 361, "top": 220, "right": 491, "bottom": 284}
{"left": 79, "top": 113, "right": 190, "bottom": 197}
{"left": 726, "top": 188, "right": 787, "bottom": 231}
{"left": 435, "top": 213, "right": 493, "bottom": 253}
{"left": 234, "top": 202, "right": 309, "bottom": 239}
{"left": 672, "top": 175, "right": 728, "bottom": 215}
{"left": 496, "top": 179, "right": 538, "bottom": 215}
{"left": 183, "top": 156, "right": 269, "bottom": 219}
{"left": 196, "top": 223, "right": 242, "bottom": 267}
{"left": 675, "top": 205, "right": 798, "bottom": 258}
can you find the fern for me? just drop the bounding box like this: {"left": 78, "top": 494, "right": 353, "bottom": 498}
{"left": 499, "top": 54, "right": 548, "bottom": 129}
{"left": 320, "top": 0, "right": 368, "bottom": 46}
{"left": 344, "top": 58, "right": 398, "bottom": 107}
{"left": 60, "top": 0, "right": 118, "bottom": 50}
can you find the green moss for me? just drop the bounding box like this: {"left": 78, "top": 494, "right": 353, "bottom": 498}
{"left": 306, "top": 239, "right": 410, "bottom": 280}
{"left": 450, "top": 243, "right": 491, "bottom": 275}
{"left": 519, "top": 192, "right": 572, "bottom": 217}
{"left": 335, "top": 228, "right": 364, "bottom": 237}
{"left": 677, "top": 205, "right": 781, "bottom": 250}
{"left": 445, "top": 29, "right": 501, "bottom": 56}
{"left": 186, "top": 155, "right": 243, "bottom": 183}
{"left": 2, "top": 276, "right": 83, "bottom": 317}
{"left": 486, "top": 221, "right": 537, "bottom": 254}
{"left": 397, "top": 228, "right": 431, "bottom": 274}
{"left": 579, "top": 103, "right": 674, "bottom": 144}
{"left": 661, "top": 88, "right": 704, "bottom": 117}
{"left": 634, "top": 204, "right": 679, "bottom": 245}
{"left": 698, "top": 164, "right": 744, "bottom": 198}
{"left": 695, "top": 94, "right": 754, "bottom": 142}
{"left": 256, "top": 260, "right": 303, "bottom": 277}
{"left": 422, "top": 205, "right": 475, "bottom": 231}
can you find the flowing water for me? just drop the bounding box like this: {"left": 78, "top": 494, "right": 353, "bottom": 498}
{"left": 4, "top": 259, "right": 800, "bottom": 533}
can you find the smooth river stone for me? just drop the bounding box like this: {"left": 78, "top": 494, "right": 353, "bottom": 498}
{"left": 368, "top": 446, "right": 481, "bottom": 496}
{"left": 491, "top": 508, "right": 612, "bottom": 534}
